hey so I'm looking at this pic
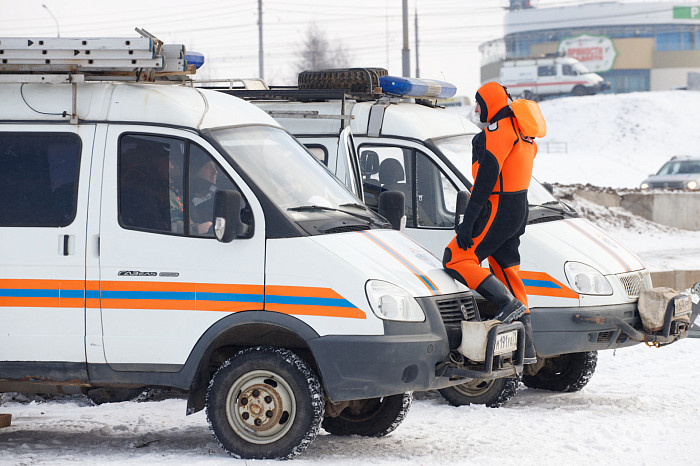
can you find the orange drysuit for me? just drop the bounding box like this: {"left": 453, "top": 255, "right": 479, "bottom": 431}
{"left": 443, "top": 82, "right": 537, "bottom": 310}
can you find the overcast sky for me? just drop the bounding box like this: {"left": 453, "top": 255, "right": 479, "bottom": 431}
{"left": 0, "top": 0, "right": 681, "bottom": 97}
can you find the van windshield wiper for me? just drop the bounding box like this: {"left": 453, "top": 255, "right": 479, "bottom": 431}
{"left": 528, "top": 201, "right": 577, "bottom": 217}
{"left": 288, "top": 205, "right": 378, "bottom": 224}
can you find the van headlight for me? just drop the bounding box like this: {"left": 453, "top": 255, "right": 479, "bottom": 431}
{"left": 686, "top": 180, "right": 698, "bottom": 190}
{"left": 564, "top": 262, "right": 613, "bottom": 295}
{"left": 365, "top": 280, "right": 425, "bottom": 322}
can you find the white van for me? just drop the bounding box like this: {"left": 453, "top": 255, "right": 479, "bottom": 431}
{"left": 0, "top": 42, "right": 524, "bottom": 459}
{"left": 221, "top": 69, "right": 689, "bottom": 407}
{"left": 499, "top": 56, "right": 608, "bottom": 99}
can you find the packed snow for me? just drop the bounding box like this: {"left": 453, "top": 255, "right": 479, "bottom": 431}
{"left": 2, "top": 91, "right": 700, "bottom": 464}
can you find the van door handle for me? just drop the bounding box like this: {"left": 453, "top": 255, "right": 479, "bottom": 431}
{"left": 62, "top": 235, "right": 70, "bottom": 256}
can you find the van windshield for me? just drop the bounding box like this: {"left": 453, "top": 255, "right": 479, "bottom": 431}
{"left": 433, "top": 134, "right": 559, "bottom": 206}
{"left": 211, "top": 125, "right": 366, "bottom": 216}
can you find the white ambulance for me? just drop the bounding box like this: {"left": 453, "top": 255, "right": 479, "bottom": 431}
{"left": 221, "top": 69, "right": 690, "bottom": 407}
{"left": 0, "top": 40, "right": 524, "bottom": 459}
{"left": 499, "top": 56, "right": 608, "bottom": 100}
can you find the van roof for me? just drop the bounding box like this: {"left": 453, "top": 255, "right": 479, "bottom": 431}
{"left": 0, "top": 82, "right": 279, "bottom": 130}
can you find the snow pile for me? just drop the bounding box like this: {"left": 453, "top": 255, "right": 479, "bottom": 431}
{"left": 534, "top": 90, "right": 700, "bottom": 188}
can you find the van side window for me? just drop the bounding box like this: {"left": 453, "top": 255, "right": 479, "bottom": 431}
{"left": 358, "top": 145, "right": 457, "bottom": 229}
{"left": 303, "top": 145, "right": 328, "bottom": 165}
{"left": 118, "top": 134, "right": 252, "bottom": 238}
{"left": 188, "top": 145, "right": 238, "bottom": 238}
{"left": 562, "top": 64, "right": 577, "bottom": 76}
{"left": 0, "top": 132, "right": 81, "bottom": 227}
{"left": 537, "top": 65, "right": 556, "bottom": 77}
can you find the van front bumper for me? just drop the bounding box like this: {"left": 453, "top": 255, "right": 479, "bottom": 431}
{"left": 308, "top": 293, "right": 523, "bottom": 402}
{"left": 530, "top": 303, "right": 642, "bottom": 357}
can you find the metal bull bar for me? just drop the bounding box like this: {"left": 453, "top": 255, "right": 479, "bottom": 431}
{"left": 436, "top": 321, "right": 525, "bottom": 380}
{"left": 574, "top": 282, "right": 700, "bottom": 345}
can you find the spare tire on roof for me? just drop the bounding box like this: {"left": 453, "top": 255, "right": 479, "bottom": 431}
{"left": 298, "top": 68, "right": 388, "bottom": 93}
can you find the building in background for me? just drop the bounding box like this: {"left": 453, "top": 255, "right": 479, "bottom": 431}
{"left": 480, "top": 1, "right": 700, "bottom": 93}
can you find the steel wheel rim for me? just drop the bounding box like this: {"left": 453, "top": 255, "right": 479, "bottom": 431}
{"left": 452, "top": 379, "right": 496, "bottom": 397}
{"left": 225, "top": 369, "right": 297, "bottom": 445}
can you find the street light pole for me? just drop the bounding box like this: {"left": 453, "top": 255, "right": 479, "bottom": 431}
{"left": 42, "top": 4, "right": 60, "bottom": 38}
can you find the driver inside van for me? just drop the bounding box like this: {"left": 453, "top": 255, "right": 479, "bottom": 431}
{"left": 190, "top": 154, "right": 219, "bottom": 235}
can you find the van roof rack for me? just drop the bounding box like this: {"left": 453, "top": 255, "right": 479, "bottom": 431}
{"left": 0, "top": 28, "right": 197, "bottom": 83}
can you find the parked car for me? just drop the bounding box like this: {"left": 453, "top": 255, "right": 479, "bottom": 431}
{"left": 641, "top": 156, "right": 700, "bottom": 190}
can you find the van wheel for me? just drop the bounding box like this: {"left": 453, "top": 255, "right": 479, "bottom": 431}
{"left": 205, "top": 346, "right": 324, "bottom": 460}
{"left": 572, "top": 85, "right": 587, "bottom": 96}
{"left": 523, "top": 90, "right": 536, "bottom": 101}
{"left": 322, "top": 392, "right": 412, "bottom": 437}
{"left": 522, "top": 351, "right": 597, "bottom": 392}
{"left": 438, "top": 376, "right": 519, "bottom": 408}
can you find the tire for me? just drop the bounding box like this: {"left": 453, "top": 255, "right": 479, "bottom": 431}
{"left": 572, "top": 85, "right": 587, "bottom": 96}
{"left": 523, "top": 90, "right": 536, "bottom": 101}
{"left": 322, "top": 392, "right": 412, "bottom": 437}
{"left": 205, "top": 346, "right": 324, "bottom": 460}
{"left": 298, "top": 68, "right": 388, "bottom": 93}
{"left": 438, "top": 376, "right": 519, "bottom": 408}
{"left": 522, "top": 351, "right": 598, "bottom": 393}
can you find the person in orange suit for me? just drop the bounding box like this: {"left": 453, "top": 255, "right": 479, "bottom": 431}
{"left": 443, "top": 82, "right": 537, "bottom": 364}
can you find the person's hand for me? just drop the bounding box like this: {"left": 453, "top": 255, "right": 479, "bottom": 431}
{"left": 197, "top": 221, "right": 213, "bottom": 234}
{"left": 456, "top": 219, "right": 474, "bottom": 250}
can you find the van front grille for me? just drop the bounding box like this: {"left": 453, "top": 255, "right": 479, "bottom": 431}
{"left": 618, "top": 270, "right": 651, "bottom": 298}
{"left": 435, "top": 294, "right": 478, "bottom": 325}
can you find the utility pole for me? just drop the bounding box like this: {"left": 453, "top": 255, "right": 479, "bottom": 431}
{"left": 415, "top": 8, "right": 420, "bottom": 78}
{"left": 402, "top": 0, "right": 410, "bottom": 77}
{"left": 258, "top": 0, "right": 264, "bottom": 79}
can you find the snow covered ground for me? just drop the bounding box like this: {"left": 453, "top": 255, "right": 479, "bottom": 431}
{"left": 1, "top": 341, "right": 698, "bottom": 465}
{"left": 1, "top": 91, "right": 699, "bottom": 464}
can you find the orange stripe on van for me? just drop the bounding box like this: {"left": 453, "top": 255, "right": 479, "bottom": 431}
{"left": 100, "top": 298, "right": 195, "bottom": 311}
{"left": 0, "top": 297, "right": 59, "bottom": 307}
{"left": 266, "top": 303, "right": 366, "bottom": 319}
{"left": 197, "top": 283, "right": 264, "bottom": 294}
{"left": 0, "top": 279, "right": 60, "bottom": 289}
{"left": 100, "top": 281, "right": 197, "bottom": 292}
{"left": 519, "top": 271, "right": 578, "bottom": 299}
{"left": 265, "top": 285, "right": 346, "bottom": 299}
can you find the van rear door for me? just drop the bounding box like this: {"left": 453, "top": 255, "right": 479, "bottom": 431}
{"left": 0, "top": 126, "right": 94, "bottom": 380}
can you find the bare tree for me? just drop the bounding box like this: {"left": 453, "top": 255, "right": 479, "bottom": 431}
{"left": 297, "top": 23, "right": 351, "bottom": 72}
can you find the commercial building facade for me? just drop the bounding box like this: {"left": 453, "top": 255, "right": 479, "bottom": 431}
{"left": 480, "top": 2, "right": 700, "bottom": 93}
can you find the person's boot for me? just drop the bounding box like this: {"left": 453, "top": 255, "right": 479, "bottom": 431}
{"left": 475, "top": 275, "right": 527, "bottom": 324}
{"left": 517, "top": 313, "right": 537, "bottom": 365}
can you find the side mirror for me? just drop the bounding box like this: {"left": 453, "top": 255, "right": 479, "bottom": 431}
{"left": 213, "top": 190, "right": 243, "bottom": 243}
{"left": 378, "top": 190, "right": 406, "bottom": 231}
{"left": 454, "top": 191, "right": 470, "bottom": 231}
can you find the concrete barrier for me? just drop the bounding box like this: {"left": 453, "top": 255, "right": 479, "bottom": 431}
{"left": 574, "top": 189, "right": 700, "bottom": 230}
{"left": 649, "top": 270, "right": 700, "bottom": 290}
{"left": 621, "top": 192, "right": 700, "bottom": 231}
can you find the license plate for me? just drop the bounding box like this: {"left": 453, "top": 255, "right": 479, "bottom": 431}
{"left": 494, "top": 330, "right": 518, "bottom": 356}
{"left": 674, "top": 296, "right": 692, "bottom": 316}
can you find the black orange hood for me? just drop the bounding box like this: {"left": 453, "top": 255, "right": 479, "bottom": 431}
{"left": 475, "top": 82, "right": 510, "bottom": 124}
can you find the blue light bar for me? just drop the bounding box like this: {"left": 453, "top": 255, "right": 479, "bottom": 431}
{"left": 185, "top": 52, "right": 205, "bottom": 69}
{"left": 379, "top": 76, "right": 457, "bottom": 99}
